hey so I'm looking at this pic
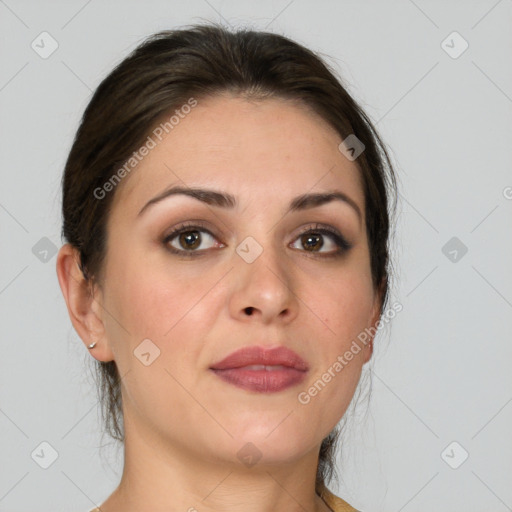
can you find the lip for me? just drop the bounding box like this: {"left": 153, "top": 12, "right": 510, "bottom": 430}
{"left": 210, "top": 345, "right": 309, "bottom": 371}
{"left": 209, "top": 345, "right": 309, "bottom": 393}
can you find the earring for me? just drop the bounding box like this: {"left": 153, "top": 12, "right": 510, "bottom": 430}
{"left": 88, "top": 341, "right": 97, "bottom": 349}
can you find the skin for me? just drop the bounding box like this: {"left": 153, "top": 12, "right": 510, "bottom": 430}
{"left": 56, "top": 94, "right": 382, "bottom": 512}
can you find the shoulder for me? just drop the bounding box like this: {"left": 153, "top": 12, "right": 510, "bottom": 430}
{"left": 319, "top": 486, "right": 361, "bottom": 512}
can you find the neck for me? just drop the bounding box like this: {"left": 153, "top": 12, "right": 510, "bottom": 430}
{"left": 98, "top": 413, "right": 332, "bottom": 512}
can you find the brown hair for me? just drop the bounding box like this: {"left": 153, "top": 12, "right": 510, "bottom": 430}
{"left": 61, "top": 22, "right": 398, "bottom": 495}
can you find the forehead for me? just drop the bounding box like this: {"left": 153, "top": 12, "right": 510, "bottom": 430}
{"left": 110, "top": 94, "right": 364, "bottom": 217}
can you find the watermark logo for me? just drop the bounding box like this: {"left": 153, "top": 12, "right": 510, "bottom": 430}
{"left": 31, "top": 31, "right": 59, "bottom": 59}
{"left": 31, "top": 441, "right": 59, "bottom": 469}
{"left": 236, "top": 442, "right": 263, "bottom": 468}
{"left": 441, "top": 236, "right": 468, "bottom": 263}
{"left": 236, "top": 236, "right": 264, "bottom": 264}
{"left": 441, "top": 31, "right": 469, "bottom": 59}
{"left": 441, "top": 441, "right": 469, "bottom": 469}
{"left": 338, "top": 134, "right": 365, "bottom": 161}
{"left": 32, "top": 236, "right": 58, "bottom": 263}
{"left": 134, "top": 338, "right": 161, "bottom": 366}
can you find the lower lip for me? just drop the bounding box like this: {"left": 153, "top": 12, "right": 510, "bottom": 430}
{"left": 210, "top": 367, "right": 307, "bottom": 392}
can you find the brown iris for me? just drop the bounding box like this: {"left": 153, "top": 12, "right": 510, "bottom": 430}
{"left": 179, "top": 231, "right": 201, "bottom": 250}
{"left": 301, "top": 232, "right": 323, "bottom": 252}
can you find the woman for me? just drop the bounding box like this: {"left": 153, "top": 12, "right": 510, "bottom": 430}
{"left": 56, "top": 23, "right": 398, "bottom": 512}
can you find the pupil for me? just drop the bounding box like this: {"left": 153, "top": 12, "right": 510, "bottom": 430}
{"left": 303, "top": 233, "right": 322, "bottom": 251}
{"left": 180, "top": 231, "right": 200, "bottom": 249}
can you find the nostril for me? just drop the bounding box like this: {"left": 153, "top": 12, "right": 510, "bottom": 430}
{"left": 244, "top": 307, "right": 254, "bottom": 315}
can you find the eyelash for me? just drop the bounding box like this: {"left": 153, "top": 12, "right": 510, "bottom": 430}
{"left": 162, "top": 221, "right": 353, "bottom": 259}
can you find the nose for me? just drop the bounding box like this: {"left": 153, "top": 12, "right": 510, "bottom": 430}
{"left": 228, "top": 242, "right": 299, "bottom": 325}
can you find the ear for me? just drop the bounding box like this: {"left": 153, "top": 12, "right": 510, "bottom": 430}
{"left": 56, "top": 243, "right": 115, "bottom": 362}
{"left": 362, "top": 276, "right": 386, "bottom": 364}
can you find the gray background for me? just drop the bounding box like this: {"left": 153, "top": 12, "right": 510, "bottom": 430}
{"left": 1, "top": 1, "right": 511, "bottom": 511}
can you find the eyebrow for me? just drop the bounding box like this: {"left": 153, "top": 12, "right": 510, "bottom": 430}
{"left": 137, "top": 185, "right": 362, "bottom": 223}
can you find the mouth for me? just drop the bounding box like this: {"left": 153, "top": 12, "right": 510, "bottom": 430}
{"left": 209, "top": 345, "right": 309, "bottom": 393}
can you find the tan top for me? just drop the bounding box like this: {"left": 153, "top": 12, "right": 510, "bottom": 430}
{"left": 88, "top": 488, "right": 359, "bottom": 512}
{"left": 320, "top": 486, "right": 360, "bottom": 511}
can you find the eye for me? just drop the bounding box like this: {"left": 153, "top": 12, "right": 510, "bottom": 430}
{"left": 289, "top": 224, "right": 352, "bottom": 257}
{"left": 162, "top": 221, "right": 352, "bottom": 258}
{"left": 163, "top": 222, "right": 223, "bottom": 255}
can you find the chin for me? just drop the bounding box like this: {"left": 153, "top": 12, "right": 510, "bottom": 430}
{"left": 234, "top": 430, "right": 314, "bottom": 465}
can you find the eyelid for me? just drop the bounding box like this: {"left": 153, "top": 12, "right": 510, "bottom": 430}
{"left": 162, "top": 219, "right": 215, "bottom": 239}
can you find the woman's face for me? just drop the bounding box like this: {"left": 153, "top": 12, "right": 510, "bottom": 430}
{"left": 95, "top": 94, "right": 381, "bottom": 467}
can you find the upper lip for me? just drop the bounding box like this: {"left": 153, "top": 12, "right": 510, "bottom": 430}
{"left": 210, "top": 345, "right": 309, "bottom": 371}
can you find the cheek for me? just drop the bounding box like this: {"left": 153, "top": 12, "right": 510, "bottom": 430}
{"left": 104, "top": 251, "right": 223, "bottom": 353}
{"left": 112, "top": 269, "right": 180, "bottom": 339}
{"left": 297, "top": 273, "right": 373, "bottom": 431}
{"left": 312, "top": 268, "right": 375, "bottom": 347}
